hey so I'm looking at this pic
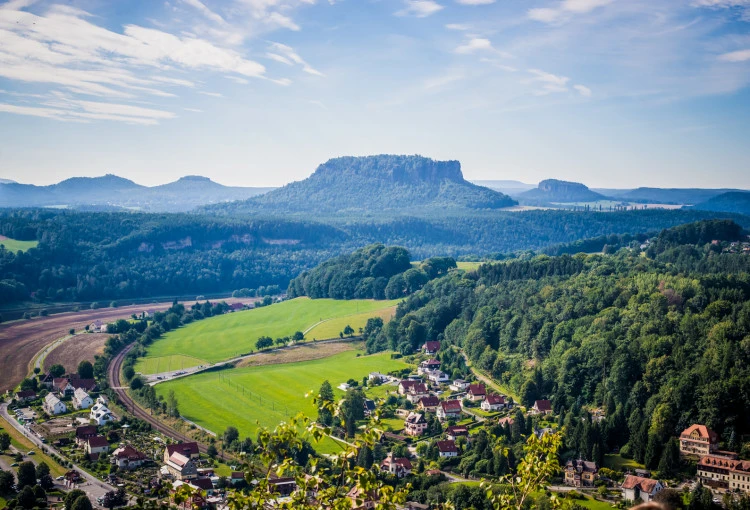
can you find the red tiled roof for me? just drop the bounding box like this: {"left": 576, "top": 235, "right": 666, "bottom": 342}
{"left": 231, "top": 472, "right": 245, "bottom": 479}
{"left": 408, "top": 383, "right": 428, "bottom": 395}
{"left": 87, "top": 435, "right": 109, "bottom": 448}
{"left": 621, "top": 475, "right": 660, "bottom": 493}
{"left": 440, "top": 400, "right": 461, "bottom": 412}
{"left": 446, "top": 426, "right": 468, "bottom": 436}
{"left": 699, "top": 456, "right": 740, "bottom": 469}
{"left": 423, "top": 358, "right": 440, "bottom": 365}
{"left": 498, "top": 416, "right": 515, "bottom": 426}
{"left": 166, "top": 442, "right": 200, "bottom": 457}
{"left": 468, "top": 384, "right": 486, "bottom": 396}
{"left": 485, "top": 394, "right": 505, "bottom": 405}
{"left": 437, "top": 440, "right": 458, "bottom": 453}
{"left": 419, "top": 396, "right": 440, "bottom": 407}
{"left": 680, "top": 424, "right": 718, "bottom": 443}
{"left": 423, "top": 341, "right": 440, "bottom": 352}
{"left": 76, "top": 425, "right": 98, "bottom": 438}
{"left": 113, "top": 445, "right": 146, "bottom": 460}
{"left": 190, "top": 478, "right": 214, "bottom": 490}
{"left": 534, "top": 400, "right": 552, "bottom": 412}
{"left": 16, "top": 390, "right": 37, "bottom": 398}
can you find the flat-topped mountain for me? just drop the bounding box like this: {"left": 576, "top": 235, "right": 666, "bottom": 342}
{"left": 212, "top": 155, "right": 517, "bottom": 215}
{"left": 519, "top": 179, "right": 607, "bottom": 204}
{"left": 0, "top": 174, "right": 273, "bottom": 212}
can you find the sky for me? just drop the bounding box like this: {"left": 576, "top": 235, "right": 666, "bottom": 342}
{"left": 0, "top": 0, "right": 749, "bottom": 189}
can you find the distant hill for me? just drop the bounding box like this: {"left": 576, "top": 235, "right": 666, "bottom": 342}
{"left": 612, "top": 187, "right": 744, "bottom": 205}
{"left": 0, "top": 178, "right": 17, "bottom": 184}
{"left": 691, "top": 191, "right": 750, "bottom": 216}
{"left": 0, "top": 174, "right": 273, "bottom": 212}
{"left": 519, "top": 179, "right": 607, "bottom": 204}
{"left": 470, "top": 180, "right": 536, "bottom": 196}
{"left": 213, "top": 155, "right": 517, "bottom": 215}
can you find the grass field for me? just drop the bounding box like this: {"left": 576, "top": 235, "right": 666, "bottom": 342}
{"left": 137, "top": 297, "right": 399, "bottom": 370}
{"left": 603, "top": 454, "right": 644, "bottom": 471}
{"left": 306, "top": 306, "right": 397, "bottom": 341}
{"left": 0, "top": 237, "right": 38, "bottom": 252}
{"left": 135, "top": 354, "right": 209, "bottom": 374}
{"left": 0, "top": 423, "right": 66, "bottom": 477}
{"left": 154, "top": 350, "right": 409, "bottom": 454}
{"left": 456, "top": 261, "right": 483, "bottom": 271}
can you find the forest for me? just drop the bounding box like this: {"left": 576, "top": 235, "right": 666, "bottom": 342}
{"left": 362, "top": 220, "right": 750, "bottom": 470}
{"left": 1, "top": 207, "right": 749, "bottom": 306}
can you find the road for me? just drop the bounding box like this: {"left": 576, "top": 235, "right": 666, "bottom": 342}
{"left": 0, "top": 404, "right": 115, "bottom": 506}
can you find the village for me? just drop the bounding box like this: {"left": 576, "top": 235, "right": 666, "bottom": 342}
{"left": 3, "top": 336, "right": 749, "bottom": 510}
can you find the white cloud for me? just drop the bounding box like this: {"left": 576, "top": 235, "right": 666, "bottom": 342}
{"left": 445, "top": 23, "right": 470, "bottom": 30}
{"left": 423, "top": 72, "right": 465, "bottom": 90}
{"left": 528, "top": 0, "right": 612, "bottom": 24}
{"left": 719, "top": 48, "right": 750, "bottom": 61}
{"left": 183, "top": 107, "right": 203, "bottom": 112}
{"left": 527, "top": 68, "right": 570, "bottom": 94}
{"left": 179, "top": 0, "right": 226, "bottom": 25}
{"left": 198, "top": 91, "right": 224, "bottom": 97}
{"left": 454, "top": 37, "right": 494, "bottom": 54}
{"left": 456, "top": 0, "right": 494, "bottom": 4}
{"left": 267, "top": 42, "right": 324, "bottom": 76}
{"left": 0, "top": 96, "right": 176, "bottom": 125}
{"left": 396, "top": 0, "right": 444, "bottom": 18}
{"left": 574, "top": 84, "right": 592, "bottom": 96}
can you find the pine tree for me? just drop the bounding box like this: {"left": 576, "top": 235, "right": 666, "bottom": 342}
{"left": 357, "top": 445, "right": 374, "bottom": 469}
{"left": 657, "top": 437, "right": 681, "bottom": 479}
{"left": 644, "top": 433, "right": 662, "bottom": 470}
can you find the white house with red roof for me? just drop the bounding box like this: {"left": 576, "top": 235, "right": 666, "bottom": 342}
{"left": 621, "top": 475, "right": 663, "bottom": 503}
{"left": 380, "top": 453, "right": 413, "bottom": 478}
{"left": 680, "top": 424, "right": 719, "bottom": 457}
{"left": 467, "top": 384, "right": 486, "bottom": 402}
{"left": 112, "top": 445, "right": 147, "bottom": 469}
{"left": 530, "top": 399, "right": 553, "bottom": 415}
{"left": 437, "top": 400, "right": 462, "bottom": 421}
{"left": 404, "top": 412, "right": 428, "bottom": 437}
{"left": 481, "top": 394, "right": 506, "bottom": 412}
{"left": 437, "top": 440, "right": 458, "bottom": 458}
{"left": 422, "top": 341, "right": 440, "bottom": 355}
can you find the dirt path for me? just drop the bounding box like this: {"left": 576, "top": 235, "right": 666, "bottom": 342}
{"left": 0, "top": 297, "right": 248, "bottom": 393}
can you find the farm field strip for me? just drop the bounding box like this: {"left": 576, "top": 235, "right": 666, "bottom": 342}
{"left": 154, "top": 350, "right": 409, "bottom": 454}
{"left": 137, "top": 297, "right": 399, "bottom": 368}
{"left": 0, "top": 236, "right": 38, "bottom": 252}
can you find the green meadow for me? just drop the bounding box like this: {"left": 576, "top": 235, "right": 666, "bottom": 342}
{"left": 136, "top": 297, "right": 399, "bottom": 371}
{"left": 154, "top": 349, "right": 409, "bottom": 454}
{"left": 0, "top": 237, "right": 38, "bottom": 252}
{"left": 305, "top": 306, "right": 397, "bottom": 341}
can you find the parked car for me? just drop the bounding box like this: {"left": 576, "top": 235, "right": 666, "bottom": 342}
{"left": 27, "top": 450, "right": 35, "bottom": 455}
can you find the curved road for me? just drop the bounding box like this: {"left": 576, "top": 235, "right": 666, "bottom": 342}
{"left": 107, "top": 344, "right": 211, "bottom": 455}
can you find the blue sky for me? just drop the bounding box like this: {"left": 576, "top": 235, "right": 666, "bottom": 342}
{"left": 0, "top": 0, "right": 749, "bottom": 188}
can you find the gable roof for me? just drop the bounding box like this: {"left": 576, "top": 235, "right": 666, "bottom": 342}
{"left": 533, "top": 399, "right": 552, "bottom": 412}
{"left": 698, "top": 455, "right": 740, "bottom": 469}
{"left": 422, "top": 358, "right": 440, "bottom": 365}
{"left": 485, "top": 394, "right": 505, "bottom": 405}
{"left": 423, "top": 341, "right": 440, "bottom": 352}
{"left": 190, "top": 478, "right": 214, "bottom": 490}
{"left": 468, "top": 384, "right": 486, "bottom": 396}
{"left": 437, "top": 440, "right": 458, "bottom": 453}
{"left": 166, "top": 442, "right": 200, "bottom": 457}
{"left": 446, "top": 425, "right": 468, "bottom": 436}
{"left": 76, "top": 425, "right": 98, "bottom": 438}
{"left": 621, "top": 475, "right": 661, "bottom": 494}
{"left": 498, "top": 416, "right": 515, "bottom": 426}
{"left": 53, "top": 378, "right": 72, "bottom": 390}
{"left": 113, "top": 445, "right": 146, "bottom": 460}
{"left": 87, "top": 435, "right": 109, "bottom": 448}
{"left": 45, "top": 393, "right": 62, "bottom": 406}
{"left": 680, "top": 424, "right": 718, "bottom": 443}
{"left": 16, "top": 390, "right": 37, "bottom": 398}
{"left": 408, "top": 383, "right": 428, "bottom": 394}
{"left": 74, "top": 388, "right": 90, "bottom": 401}
{"left": 382, "top": 456, "right": 413, "bottom": 470}
{"left": 405, "top": 412, "right": 426, "bottom": 424}
{"left": 231, "top": 472, "right": 245, "bottom": 480}
{"left": 419, "top": 396, "right": 440, "bottom": 407}
{"left": 168, "top": 452, "right": 192, "bottom": 468}
{"left": 69, "top": 378, "right": 97, "bottom": 391}
{"left": 440, "top": 400, "right": 462, "bottom": 413}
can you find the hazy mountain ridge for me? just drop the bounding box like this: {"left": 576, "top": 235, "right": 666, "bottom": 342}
{"left": 610, "top": 187, "right": 744, "bottom": 205}
{"left": 691, "top": 191, "right": 750, "bottom": 216}
{"left": 211, "top": 155, "right": 518, "bottom": 215}
{"left": 0, "top": 174, "right": 274, "bottom": 212}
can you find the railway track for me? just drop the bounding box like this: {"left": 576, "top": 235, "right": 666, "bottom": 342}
{"left": 107, "top": 344, "right": 211, "bottom": 454}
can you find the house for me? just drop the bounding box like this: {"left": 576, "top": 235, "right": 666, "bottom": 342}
{"left": 680, "top": 424, "right": 719, "bottom": 457}
{"left": 269, "top": 477, "right": 297, "bottom": 497}
{"left": 164, "top": 451, "right": 199, "bottom": 481}
{"left": 363, "top": 399, "right": 376, "bottom": 417}
{"left": 230, "top": 303, "right": 245, "bottom": 312}
{"left": 498, "top": 416, "right": 515, "bottom": 427}
{"left": 467, "top": 384, "right": 486, "bottom": 402}
{"left": 90, "top": 402, "right": 115, "bottom": 425}
{"left": 729, "top": 461, "right": 750, "bottom": 495}
{"left": 368, "top": 372, "right": 386, "bottom": 383}
{"left": 621, "top": 475, "right": 663, "bottom": 503}
{"left": 697, "top": 455, "right": 741, "bottom": 490}
{"left": 164, "top": 442, "right": 200, "bottom": 462}
{"left": 418, "top": 395, "right": 440, "bottom": 413}
{"left": 437, "top": 400, "right": 462, "bottom": 421}
{"left": 449, "top": 380, "right": 469, "bottom": 392}
{"left": 404, "top": 412, "right": 428, "bottom": 437}
{"left": 170, "top": 480, "right": 207, "bottom": 509}
{"left": 406, "top": 383, "right": 429, "bottom": 404}
{"left": 85, "top": 435, "right": 109, "bottom": 456}
{"left": 481, "top": 394, "right": 506, "bottom": 412}
{"left": 530, "top": 399, "right": 553, "bottom": 415}
{"left": 422, "top": 341, "right": 440, "bottom": 355}
{"left": 69, "top": 378, "right": 97, "bottom": 392}
{"left": 75, "top": 425, "right": 98, "bottom": 446}
{"left": 427, "top": 371, "right": 450, "bottom": 384}
{"left": 436, "top": 440, "right": 459, "bottom": 458}
{"left": 112, "top": 445, "right": 147, "bottom": 469}
{"left": 418, "top": 359, "right": 441, "bottom": 375}
{"left": 445, "top": 426, "right": 469, "bottom": 441}
{"left": 39, "top": 373, "right": 55, "bottom": 388}
{"left": 73, "top": 388, "right": 94, "bottom": 410}
{"left": 564, "top": 459, "right": 599, "bottom": 487}
{"left": 44, "top": 393, "right": 67, "bottom": 415}
{"left": 398, "top": 380, "right": 420, "bottom": 396}
{"left": 380, "top": 453, "right": 412, "bottom": 478}
{"left": 53, "top": 378, "right": 75, "bottom": 397}
{"left": 15, "top": 390, "right": 37, "bottom": 403}
{"left": 230, "top": 472, "right": 245, "bottom": 486}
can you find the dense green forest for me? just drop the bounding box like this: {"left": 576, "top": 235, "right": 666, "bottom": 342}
{"left": 1, "top": 207, "right": 749, "bottom": 305}
{"left": 364, "top": 220, "right": 750, "bottom": 468}
{"left": 287, "top": 243, "right": 456, "bottom": 300}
